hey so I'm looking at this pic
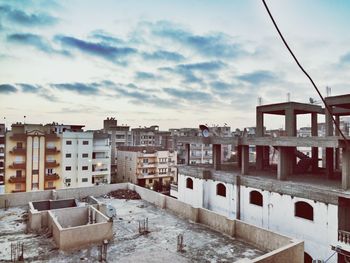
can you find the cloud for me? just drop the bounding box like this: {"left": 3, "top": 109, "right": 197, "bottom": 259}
{"left": 237, "top": 70, "right": 278, "bottom": 85}
{"left": 340, "top": 52, "right": 350, "bottom": 65}
{"left": 0, "top": 5, "right": 58, "bottom": 27}
{"left": 151, "top": 21, "right": 245, "bottom": 58}
{"left": 55, "top": 35, "right": 137, "bottom": 64}
{"left": 50, "top": 82, "right": 100, "bottom": 95}
{"left": 178, "top": 61, "right": 225, "bottom": 71}
{"left": 135, "top": 71, "right": 157, "bottom": 80}
{"left": 7, "top": 33, "right": 70, "bottom": 56}
{"left": 0, "top": 84, "right": 17, "bottom": 93}
{"left": 90, "top": 30, "right": 124, "bottom": 44}
{"left": 164, "top": 87, "right": 212, "bottom": 103}
{"left": 142, "top": 50, "right": 184, "bottom": 62}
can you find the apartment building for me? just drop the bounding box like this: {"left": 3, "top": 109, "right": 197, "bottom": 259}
{"left": 0, "top": 124, "right": 5, "bottom": 193}
{"left": 5, "top": 123, "right": 61, "bottom": 193}
{"left": 116, "top": 146, "right": 177, "bottom": 190}
{"left": 171, "top": 94, "right": 350, "bottom": 262}
{"left": 92, "top": 131, "right": 111, "bottom": 185}
{"left": 131, "top": 125, "right": 159, "bottom": 146}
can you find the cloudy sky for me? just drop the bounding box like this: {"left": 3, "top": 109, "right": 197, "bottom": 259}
{"left": 0, "top": 0, "right": 350, "bottom": 130}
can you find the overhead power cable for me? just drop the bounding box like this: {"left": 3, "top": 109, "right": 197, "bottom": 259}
{"left": 261, "top": 0, "right": 348, "bottom": 148}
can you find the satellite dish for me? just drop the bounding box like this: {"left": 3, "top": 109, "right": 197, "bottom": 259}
{"left": 199, "top": 125, "right": 209, "bottom": 138}
{"left": 106, "top": 204, "right": 116, "bottom": 218}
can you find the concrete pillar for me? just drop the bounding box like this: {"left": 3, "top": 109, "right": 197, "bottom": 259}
{"left": 325, "top": 107, "right": 333, "bottom": 136}
{"left": 342, "top": 147, "right": 350, "bottom": 190}
{"left": 285, "top": 108, "right": 296, "bottom": 136}
{"left": 263, "top": 146, "right": 270, "bottom": 168}
{"left": 256, "top": 146, "right": 264, "bottom": 170}
{"left": 335, "top": 115, "right": 340, "bottom": 170}
{"left": 277, "top": 147, "right": 294, "bottom": 180}
{"left": 241, "top": 145, "right": 249, "bottom": 175}
{"left": 184, "top": 143, "right": 190, "bottom": 165}
{"left": 213, "top": 144, "right": 221, "bottom": 170}
{"left": 311, "top": 113, "right": 318, "bottom": 173}
{"left": 256, "top": 110, "right": 264, "bottom": 137}
{"left": 326, "top": 147, "right": 334, "bottom": 179}
{"left": 237, "top": 145, "right": 242, "bottom": 168}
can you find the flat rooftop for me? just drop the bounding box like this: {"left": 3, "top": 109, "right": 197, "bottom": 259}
{"left": 0, "top": 199, "right": 264, "bottom": 262}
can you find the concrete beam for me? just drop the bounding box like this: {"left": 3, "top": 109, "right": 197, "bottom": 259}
{"left": 285, "top": 108, "right": 296, "bottom": 137}
{"left": 241, "top": 145, "right": 249, "bottom": 175}
{"left": 256, "top": 110, "right": 264, "bottom": 137}
{"left": 342, "top": 147, "right": 350, "bottom": 190}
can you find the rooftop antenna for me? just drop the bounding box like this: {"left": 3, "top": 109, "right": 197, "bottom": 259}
{"left": 326, "top": 86, "right": 331, "bottom": 97}
{"left": 23, "top": 116, "right": 26, "bottom": 124}
{"left": 258, "top": 97, "right": 262, "bottom": 106}
{"left": 287, "top": 92, "right": 291, "bottom": 102}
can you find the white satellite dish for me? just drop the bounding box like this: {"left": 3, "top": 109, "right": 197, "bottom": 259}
{"left": 199, "top": 125, "right": 209, "bottom": 138}
{"left": 106, "top": 204, "right": 116, "bottom": 218}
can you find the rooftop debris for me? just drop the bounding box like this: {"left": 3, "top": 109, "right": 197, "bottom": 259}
{"left": 105, "top": 189, "right": 141, "bottom": 200}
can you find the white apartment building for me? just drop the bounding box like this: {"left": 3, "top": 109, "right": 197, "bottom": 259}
{"left": 92, "top": 132, "right": 111, "bottom": 185}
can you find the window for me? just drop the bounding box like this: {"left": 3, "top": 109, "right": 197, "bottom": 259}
{"left": 83, "top": 140, "right": 89, "bottom": 145}
{"left": 216, "top": 183, "right": 226, "bottom": 197}
{"left": 186, "top": 178, "right": 193, "bottom": 189}
{"left": 66, "top": 140, "right": 72, "bottom": 145}
{"left": 47, "top": 168, "right": 53, "bottom": 174}
{"left": 32, "top": 169, "right": 39, "bottom": 174}
{"left": 65, "top": 153, "right": 71, "bottom": 158}
{"left": 15, "top": 183, "right": 21, "bottom": 190}
{"left": 82, "top": 153, "right": 88, "bottom": 158}
{"left": 149, "top": 179, "right": 153, "bottom": 184}
{"left": 65, "top": 166, "right": 71, "bottom": 171}
{"left": 142, "top": 168, "right": 148, "bottom": 174}
{"left": 295, "top": 201, "right": 313, "bottom": 221}
{"left": 143, "top": 158, "right": 148, "bottom": 163}
{"left": 48, "top": 181, "right": 54, "bottom": 188}
{"left": 82, "top": 166, "right": 88, "bottom": 170}
{"left": 16, "top": 142, "right": 23, "bottom": 148}
{"left": 82, "top": 178, "right": 88, "bottom": 182}
{"left": 250, "top": 191, "right": 263, "bottom": 206}
{"left": 65, "top": 178, "right": 71, "bottom": 183}
{"left": 16, "top": 170, "right": 22, "bottom": 177}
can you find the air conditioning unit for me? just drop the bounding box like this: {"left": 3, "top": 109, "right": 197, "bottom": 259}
{"left": 67, "top": 183, "right": 71, "bottom": 187}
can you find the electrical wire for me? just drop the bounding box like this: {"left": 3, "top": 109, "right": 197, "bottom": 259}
{"left": 261, "top": 0, "right": 349, "bottom": 148}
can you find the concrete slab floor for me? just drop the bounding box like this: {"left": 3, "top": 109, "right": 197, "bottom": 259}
{"left": 0, "top": 199, "right": 265, "bottom": 262}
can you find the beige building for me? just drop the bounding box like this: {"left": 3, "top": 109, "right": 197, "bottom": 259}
{"left": 117, "top": 146, "right": 177, "bottom": 190}
{"left": 5, "top": 123, "right": 61, "bottom": 193}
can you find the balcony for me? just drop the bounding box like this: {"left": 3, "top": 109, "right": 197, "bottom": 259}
{"left": 339, "top": 230, "right": 350, "bottom": 245}
{"left": 46, "top": 147, "right": 60, "bottom": 154}
{"left": 8, "top": 176, "right": 26, "bottom": 183}
{"left": 46, "top": 134, "right": 59, "bottom": 141}
{"left": 46, "top": 160, "right": 59, "bottom": 168}
{"left": 10, "top": 133, "right": 26, "bottom": 141}
{"left": 12, "top": 189, "right": 25, "bottom": 193}
{"left": 45, "top": 173, "right": 60, "bottom": 180}
{"left": 9, "top": 162, "right": 26, "bottom": 169}
{"left": 10, "top": 147, "right": 26, "bottom": 155}
{"left": 44, "top": 186, "right": 56, "bottom": 190}
{"left": 139, "top": 162, "right": 157, "bottom": 168}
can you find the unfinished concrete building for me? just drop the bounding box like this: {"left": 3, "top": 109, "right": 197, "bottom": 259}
{"left": 171, "top": 94, "right": 350, "bottom": 262}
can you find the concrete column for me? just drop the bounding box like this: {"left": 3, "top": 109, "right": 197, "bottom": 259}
{"left": 325, "top": 107, "right": 333, "bottom": 136}
{"left": 311, "top": 113, "right": 318, "bottom": 173}
{"left": 277, "top": 147, "right": 293, "bottom": 180}
{"left": 342, "top": 147, "right": 350, "bottom": 190}
{"left": 335, "top": 115, "right": 340, "bottom": 170}
{"left": 263, "top": 146, "right": 270, "bottom": 168}
{"left": 241, "top": 145, "right": 249, "bottom": 175}
{"left": 256, "top": 110, "right": 264, "bottom": 137}
{"left": 326, "top": 147, "right": 334, "bottom": 179}
{"left": 256, "top": 146, "right": 264, "bottom": 170}
{"left": 213, "top": 144, "right": 221, "bottom": 170}
{"left": 184, "top": 143, "right": 190, "bottom": 165}
{"left": 237, "top": 145, "right": 242, "bottom": 168}
{"left": 285, "top": 108, "right": 296, "bottom": 136}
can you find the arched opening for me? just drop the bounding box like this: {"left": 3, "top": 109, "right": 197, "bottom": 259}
{"left": 249, "top": 191, "right": 263, "bottom": 206}
{"left": 216, "top": 183, "right": 226, "bottom": 197}
{"left": 186, "top": 178, "right": 193, "bottom": 189}
{"left": 304, "top": 252, "right": 313, "bottom": 263}
{"left": 295, "top": 201, "right": 314, "bottom": 221}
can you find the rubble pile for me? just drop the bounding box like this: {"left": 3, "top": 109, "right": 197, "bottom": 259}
{"left": 106, "top": 189, "right": 141, "bottom": 200}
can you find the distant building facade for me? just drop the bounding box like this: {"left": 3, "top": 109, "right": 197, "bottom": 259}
{"left": 0, "top": 124, "right": 5, "bottom": 193}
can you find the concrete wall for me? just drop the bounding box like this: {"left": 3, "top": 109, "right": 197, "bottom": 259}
{"left": 176, "top": 173, "right": 337, "bottom": 262}
{"left": 52, "top": 206, "right": 88, "bottom": 228}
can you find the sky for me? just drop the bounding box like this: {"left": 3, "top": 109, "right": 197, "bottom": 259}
{"left": 0, "top": 0, "right": 350, "bottom": 131}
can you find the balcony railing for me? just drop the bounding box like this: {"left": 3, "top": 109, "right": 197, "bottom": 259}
{"left": 46, "top": 147, "right": 60, "bottom": 154}
{"left": 8, "top": 176, "right": 26, "bottom": 183}
{"left": 9, "top": 162, "right": 26, "bottom": 169}
{"left": 44, "top": 186, "right": 56, "bottom": 190}
{"left": 10, "top": 147, "right": 26, "bottom": 155}
{"left": 170, "top": 183, "right": 178, "bottom": 191}
{"left": 339, "top": 230, "right": 350, "bottom": 244}
{"left": 10, "top": 133, "right": 26, "bottom": 141}
{"left": 45, "top": 173, "right": 60, "bottom": 180}
{"left": 12, "top": 189, "right": 25, "bottom": 193}
{"left": 45, "top": 160, "right": 59, "bottom": 168}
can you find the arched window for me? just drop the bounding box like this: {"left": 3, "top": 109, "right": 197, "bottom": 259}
{"left": 216, "top": 183, "right": 226, "bottom": 197}
{"left": 249, "top": 191, "right": 263, "bottom": 206}
{"left": 304, "top": 252, "right": 313, "bottom": 263}
{"left": 295, "top": 201, "right": 313, "bottom": 221}
{"left": 186, "top": 178, "right": 193, "bottom": 189}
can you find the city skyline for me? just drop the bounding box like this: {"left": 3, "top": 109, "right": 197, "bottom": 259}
{"left": 1, "top": 0, "right": 350, "bottom": 130}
